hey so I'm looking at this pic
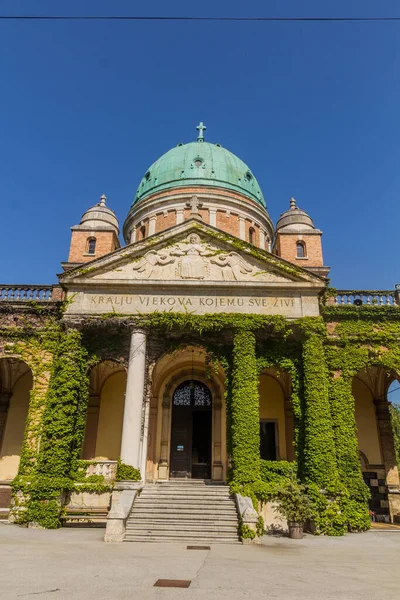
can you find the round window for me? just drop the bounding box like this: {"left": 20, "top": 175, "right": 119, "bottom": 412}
{"left": 194, "top": 158, "right": 203, "bottom": 167}
{"left": 245, "top": 171, "right": 253, "bottom": 182}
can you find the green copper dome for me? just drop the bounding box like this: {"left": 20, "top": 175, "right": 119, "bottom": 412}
{"left": 131, "top": 135, "right": 266, "bottom": 209}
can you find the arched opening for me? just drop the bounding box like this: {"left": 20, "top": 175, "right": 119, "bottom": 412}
{"left": 86, "top": 237, "right": 96, "bottom": 255}
{"left": 296, "top": 241, "right": 306, "bottom": 258}
{"left": 170, "top": 380, "right": 212, "bottom": 479}
{"left": 258, "top": 370, "right": 293, "bottom": 461}
{"left": 249, "top": 227, "right": 255, "bottom": 245}
{"left": 0, "top": 358, "right": 32, "bottom": 481}
{"left": 82, "top": 361, "right": 126, "bottom": 460}
{"left": 139, "top": 225, "right": 146, "bottom": 240}
{"left": 353, "top": 375, "right": 382, "bottom": 466}
{"left": 353, "top": 367, "right": 400, "bottom": 522}
{"left": 148, "top": 346, "right": 226, "bottom": 482}
{"left": 388, "top": 379, "right": 400, "bottom": 469}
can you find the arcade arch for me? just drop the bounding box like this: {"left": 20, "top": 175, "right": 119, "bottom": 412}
{"left": 82, "top": 360, "right": 127, "bottom": 460}
{"left": 0, "top": 357, "right": 32, "bottom": 481}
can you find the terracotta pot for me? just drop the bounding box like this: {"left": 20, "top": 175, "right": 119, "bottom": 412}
{"left": 288, "top": 522, "right": 303, "bottom": 539}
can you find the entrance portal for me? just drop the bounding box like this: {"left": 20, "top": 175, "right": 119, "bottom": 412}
{"left": 170, "top": 380, "right": 212, "bottom": 479}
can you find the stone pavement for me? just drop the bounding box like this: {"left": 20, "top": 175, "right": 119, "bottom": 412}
{"left": 1, "top": 523, "right": 399, "bottom": 600}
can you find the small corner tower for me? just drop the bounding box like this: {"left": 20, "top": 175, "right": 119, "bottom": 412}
{"left": 273, "top": 198, "right": 330, "bottom": 278}
{"left": 62, "top": 195, "right": 120, "bottom": 271}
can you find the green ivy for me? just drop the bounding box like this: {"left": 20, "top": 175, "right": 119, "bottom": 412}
{"left": 302, "top": 332, "right": 337, "bottom": 487}
{"left": 116, "top": 459, "right": 141, "bottom": 482}
{"left": 3, "top": 306, "right": 399, "bottom": 535}
{"left": 11, "top": 328, "right": 91, "bottom": 528}
{"left": 230, "top": 330, "right": 260, "bottom": 485}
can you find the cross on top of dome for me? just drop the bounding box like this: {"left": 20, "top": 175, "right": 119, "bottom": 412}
{"left": 196, "top": 121, "right": 206, "bottom": 142}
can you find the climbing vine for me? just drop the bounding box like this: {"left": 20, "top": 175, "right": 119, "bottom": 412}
{"left": 1, "top": 302, "right": 399, "bottom": 535}
{"left": 230, "top": 330, "right": 260, "bottom": 485}
{"left": 11, "top": 327, "right": 92, "bottom": 528}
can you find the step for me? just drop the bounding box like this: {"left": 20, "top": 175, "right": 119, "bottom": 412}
{"left": 126, "top": 482, "right": 239, "bottom": 544}
{"left": 131, "top": 509, "right": 237, "bottom": 518}
{"left": 124, "top": 535, "right": 240, "bottom": 544}
{"left": 128, "top": 515, "right": 238, "bottom": 523}
{"left": 134, "top": 501, "right": 235, "bottom": 509}
{"left": 126, "top": 523, "right": 237, "bottom": 534}
{"left": 125, "top": 531, "right": 239, "bottom": 539}
{"left": 138, "top": 493, "right": 233, "bottom": 500}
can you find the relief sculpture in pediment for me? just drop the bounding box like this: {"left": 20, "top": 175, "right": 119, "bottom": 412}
{"left": 130, "top": 233, "right": 255, "bottom": 281}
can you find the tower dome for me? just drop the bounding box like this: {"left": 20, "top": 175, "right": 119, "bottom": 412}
{"left": 80, "top": 194, "right": 119, "bottom": 235}
{"left": 276, "top": 197, "right": 315, "bottom": 233}
{"left": 123, "top": 124, "right": 273, "bottom": 249}
{"left": 131, "top": 125, "right": 265, "bottom": 210}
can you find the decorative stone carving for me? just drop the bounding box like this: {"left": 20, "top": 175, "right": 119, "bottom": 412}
{"left": 130, "top": 234, "right": 256, "bottom": 282}
{"left": 210, "top": 252, "right": 252, "bottom": 281}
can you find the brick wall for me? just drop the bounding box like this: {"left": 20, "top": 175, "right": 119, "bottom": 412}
{"left": 216, "top": 211, "right": 239, "bottom": 237}
{"left": 275, "top": 234, "right": 324, "bottom": 267}
{"left": 68, "top": 230, "right": 118, "bottom": 263}
{"left": 155, "top": 211, "right": 176, "bottom": 232}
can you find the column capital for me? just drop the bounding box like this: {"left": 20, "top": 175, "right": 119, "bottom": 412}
{"left": 128, "top": 326, "right": 147, "bottom": 337}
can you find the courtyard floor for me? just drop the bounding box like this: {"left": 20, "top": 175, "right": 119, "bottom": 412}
{"left": 1, "top": 523, "right": 399, "bottom": 600}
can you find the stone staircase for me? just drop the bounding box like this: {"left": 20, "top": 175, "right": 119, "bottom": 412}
{"left": 125, "top": 480, "right": 240, "bottom": 544}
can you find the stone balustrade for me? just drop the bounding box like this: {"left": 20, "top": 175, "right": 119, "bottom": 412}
{"left": 333, "top": 290, "right": 397, "bottom": 307}
{"left": 85, "top": 460, "right": 118, "bottom": 482}
{"left": 0, "top": 285, "right": 53, "bottom": 302}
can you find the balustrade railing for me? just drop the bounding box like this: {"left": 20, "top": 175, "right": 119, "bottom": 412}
{"left": 333, "top": 290, "right": 397, "bottom": 307}
{"left": 85, "top": 460, "right": 118, "bottom": 482}
{"left": 0, "top": 285, "right": 53, "bottom": 302}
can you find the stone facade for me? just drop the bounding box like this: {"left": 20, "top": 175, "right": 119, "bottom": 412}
{"left": 0, "top": 126, "right": 399, "bottom": 537}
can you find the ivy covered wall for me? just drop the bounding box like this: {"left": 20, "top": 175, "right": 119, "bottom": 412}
{"left": 1, "top": 302, "right": 399, "bottom": 532}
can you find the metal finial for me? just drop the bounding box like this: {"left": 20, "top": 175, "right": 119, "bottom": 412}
{"left": 196, "top": 121, "right": 206, "bottom": 142}
{"left": 290, "top": 197, "right": 297, "bottom": 210}
{"left": 99, "top": 194, "right": 107, "bottom": 207}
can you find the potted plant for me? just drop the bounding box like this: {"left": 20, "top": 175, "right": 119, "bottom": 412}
{"left": 274, "top": 477, "right": 314, "bottom": 539}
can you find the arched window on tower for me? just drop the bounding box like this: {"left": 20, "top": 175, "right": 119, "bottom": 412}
{"left": 87, "top": 237, "right": 96, "bottom": 255}
{"left": 296, "top": 241, "right": 306, "bottom": 258}
{"left": 249, "top": 227, "right": 255, "bottom": 245}
{"left": 139, "top": 225, "right": 146, "bottom": 240}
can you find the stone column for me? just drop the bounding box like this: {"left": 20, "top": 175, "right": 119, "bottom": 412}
{"left": 139, "top": 392, "right": 152, "bottom": 481}
{"left": 120, "top": 329, "right": 147, "bottom": 470}
{"left": 209, "top": 209, "right": 217, "bottom": 227}
{"left": 148, "top": 216, "right": 157, "bottom": 236}
{"left": 131, "top": 227, "right": 137, "bottom": 244}
{"left": 259, "top": 229, "right": 265, "bottom": 250}
{"left": 158, "top": 394, "right": 171, "bottom": 480}
{"left": 238, "top": 216, "right": 246, "bottom": 241}
{"left": 212, "top": 400, "right": 223, "bottom": 481}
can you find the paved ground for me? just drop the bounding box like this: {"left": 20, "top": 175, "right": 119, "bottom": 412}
{"left": 1, "top": 523, "right": 399, "bottom": 600}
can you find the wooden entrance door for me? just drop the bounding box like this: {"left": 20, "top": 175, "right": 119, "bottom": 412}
{"left": 169, "top": 381, "right": 212, "bottom": 479}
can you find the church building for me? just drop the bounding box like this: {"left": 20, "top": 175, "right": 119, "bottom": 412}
{"left": 0, "top": 123, "right": 399, "bottom": 542}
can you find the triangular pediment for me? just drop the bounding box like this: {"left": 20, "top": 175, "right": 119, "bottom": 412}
{"left": 59, "top": 219, "right": 325, "bottom": 289}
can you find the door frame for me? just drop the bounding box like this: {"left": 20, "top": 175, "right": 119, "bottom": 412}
{"left": 156, "top": 369, "right": 224, "bottom": 482}
{"left": 169, "top": 380, "right": 213, "bottom": 479}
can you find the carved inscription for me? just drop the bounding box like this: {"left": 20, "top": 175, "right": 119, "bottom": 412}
{"left": 88, "top": 294, "right": 295, "bottom": 310}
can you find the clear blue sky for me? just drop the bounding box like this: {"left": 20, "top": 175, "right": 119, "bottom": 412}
{"left": 1, "top": 0, "right": 400, "bottom": 289}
